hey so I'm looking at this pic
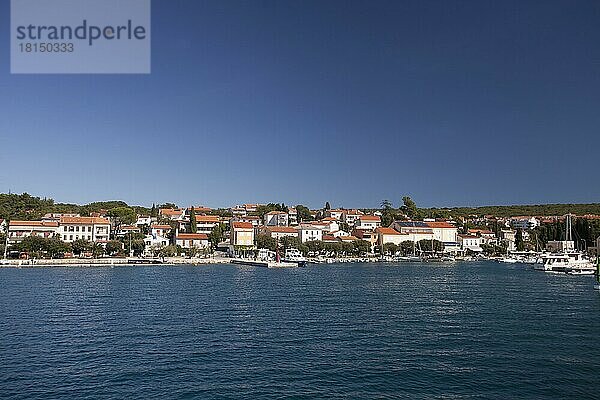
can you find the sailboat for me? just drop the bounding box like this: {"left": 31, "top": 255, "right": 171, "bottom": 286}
{"left": 594, "top": 257, "right": 600, "bottom": 291}
{"left": 534, "top": 214, "right": 595, "bottom": 274}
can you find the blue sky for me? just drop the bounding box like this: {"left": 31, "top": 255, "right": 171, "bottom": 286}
{"left": 1, "top": 0, "right": 600, "bottom": 209}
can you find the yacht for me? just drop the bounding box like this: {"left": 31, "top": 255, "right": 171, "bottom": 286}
{"left": 535, "top": 252, "right": 595, "bottom": 274}
{"left": 283, "top": 248, "right": 307, "bottom": 267}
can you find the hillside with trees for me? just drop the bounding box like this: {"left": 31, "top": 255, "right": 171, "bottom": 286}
{"left": 0, "top": 193, "right": 151, "bottom": 221}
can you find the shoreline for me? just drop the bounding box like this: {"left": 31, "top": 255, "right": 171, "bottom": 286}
{"left": 0, "top": 257, "right": 232, "bottom": 268}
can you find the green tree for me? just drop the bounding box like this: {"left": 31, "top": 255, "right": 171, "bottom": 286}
{"left": 16, "top": 236, "right": 48, "bottom": 255}
{"left": 106, "top": 207, "right": 137, "bottom": 236}
{"left": 383, "top": 242, "right": 399, "bottom": 255}
{"left": 324, "top": 242, "right": 342, "bottom": 256}
{"left": 281, "top": 236, "right": 302, "bottom": 250}
{"left": 515, "top": 228, "right": 525, "bottom": 251}
{"left": 256, "top": 233, "right": 277, "bottom": 251}
{"left": 418, "top": 239, "right": 444, "bottom": 253}
{"left": 190, "top": 207, "right": 197, "bottom": 233}
{"left": 400, "top": 241, "right": 415, "bottom": 256}
{"left": 381, "top": 199, "right": 397, "bottom": 227}
{"left": 46, "top": 238, "right": 70, "bottom": 258}
{"left": 353, "top": 240, "right": 371, "bottom": 255}
{"left": 72, "top": 239, "right": 92, "bottom": 256}
{"left": 159, "top": 245, "right": 179, "bottom": 258}
{"left": 150, "top": 203, "right": 158, "bottom": 218}
{"left": 341, "top": 242, "right": 354, "bottom": 255}
{"left": 305, "top": 240, "right": 324, "bottom": 255}
{"left": 401, "top": 196, "right": 419, "bottom": 220}
{"left": 325, "top": 202, "right": 331, "bottom": 210}
{"left": 91, "top": 243, "right": 104, "bottom": 258}
{"left": 105, "top": 240, "right": 123, "bottom": 256}
{"left": 208, "top": 224, "right": 225, "bottom": 248}
{"left": 295, "top": 205, "right": 313, "bottom": 222}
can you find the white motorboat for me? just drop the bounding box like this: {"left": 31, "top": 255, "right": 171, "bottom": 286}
{"left": 282, "top": 248, "right": 307, "bottom": 266}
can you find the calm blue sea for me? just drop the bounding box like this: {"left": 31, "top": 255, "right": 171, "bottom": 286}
{"left": 1, "top": 261, "right": 599, "bottom": 399}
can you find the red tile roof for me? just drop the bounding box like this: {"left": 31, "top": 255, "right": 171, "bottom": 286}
{"left": 425, "top": 222, "right": 455, "bottom": 229}
{"left": 151, "top": 224, "right": 172, "bottom": 230}
{"left": 359, "top": 215, "right": 381, "bottom": 221}
{"left": 160, "top": 209, "right": 183, "bottom": 216}
{"left": 376, "top": 227, "right": 402, "bottom": 235}
{"left": 267, "top": 226, "right": 297, "bottom": 234}
{"left": 232, "top": 222, "right": 253, "bottom": 229}
{"left": 195, "top": 215, "right": 220, "bottom": 223}
{"left": 9, "top": 220, "right": 59, "bottom": 227}
{"left": 60, "top": 217, "right": 110, "bottom": 225}
{"left": 176, "top": 233, "right": 208, "bottom": 240}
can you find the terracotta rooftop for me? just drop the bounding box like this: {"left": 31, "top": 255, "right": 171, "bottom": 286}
{"left": 151, "top": 224, "right": 172, "bottom": 230}
{"left": 267, "top": 226, "right": 297, "bottom": 234}
{"left": 9, "top": 220, "right": 59, "bottom": 227}
{"left": 376, "top": 227, "right": 403, "bottom": 235}
{"left": 232, "top": 222, "right": 253, "bottom": 229}
{"left": 176, "top": 233, "right": 209, "bottom": 240}
{"left": 195, "top": 215, "right": 220, "bottom": 223}
{"left": 60, "top": 217, "right": 110, "bottom": 225}
{"left": 359, "top": 215, "right": 381, "bottom": 221}
{"left": 425, "top": 222, "right": 456, "bottom": 229}
{"left": 160, "top": 209, "right": 183, "bottom": 216}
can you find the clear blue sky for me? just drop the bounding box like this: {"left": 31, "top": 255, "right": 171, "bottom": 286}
{"left": 1, "top": 0, "right": 599, "bottom": 209}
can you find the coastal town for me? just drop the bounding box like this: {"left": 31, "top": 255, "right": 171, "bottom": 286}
{"left": 2, "top": 195, "right": 600, "bottom": 268}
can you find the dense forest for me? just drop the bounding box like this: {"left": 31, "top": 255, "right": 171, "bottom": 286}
{"left": 439, "top": 203, "right": 600, "bottom": 218}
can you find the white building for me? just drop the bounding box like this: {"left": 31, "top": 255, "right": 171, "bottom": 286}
{"left": 7, "top": 220, "right": 59, "bottom": 244}
{"left": 297, "top": 224, "right": 324, "bottom": 243}
{"left": 136, "top": 215, "right": 153, "bottom": 227}
{"left": 389, "top": 221, "right": 434, "bottom": 243}
{"left": 458, "top": 235, "right": 483, "bottom": 252}
{"left": 231, "top": 222, "right": 255, "bottom": 247}
{"left": 354, "top": 215, "right": 381, "bottom": 231}
{"left": 288, "top": 208, "right": 298, "bottom": 225}
{"left": 195, "top": 215, "right": 220, "bottom": 234}
{"left": 233, "top": 215, "right": 261, "bottom": 228}
{"left": 263, "top": 211, "right": 289, "bottom": 227}
{"left": 326, "top": 209, "right": 344, "bottom": 221}
{"left": 319, "top": 218, "right": 340, "bottom": 233}
{"left": 159, "top": 208, "right": 185, "bottom": 221}
{"left": 342, "top": 210, "right": 364, "bottom": 226}
{"left": 500, "top": 229, "right": 517, "bottom": 251}
{"left": 144, "top": 234, "right": 170, "bottom": 251}
{"left": 376, "top": 227, "right": 407, "bottom": 246}
{"left": 151, "top": 224, "right": 172, "bottom": 238}
{"left": 468, "top": 229, "right": 497, "bottom": 245}
{"left": 425, "top": 222, "right": 458, "bottom": 243}
{"left": 263, "top": 226, "right": 298, "bottom": 241}
{"left": 59, "top": 217, "right": 110, "bottom": 244}
{"left": 176, "top": 233, "right": 209, "bottom": 249}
